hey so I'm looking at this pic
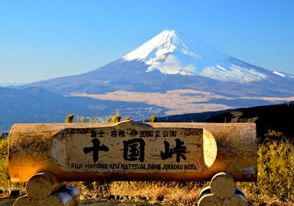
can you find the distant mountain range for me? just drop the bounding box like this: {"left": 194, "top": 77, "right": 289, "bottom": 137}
{"left": 204, "top": 103, "right": 294, "bottom": 140}
{"left": 157, "top": 102, "right": 294, "bottom": 141}
{"left": 0, "top": 86, "right": 166, "bottom": 130}
{"left": 1, "top": 30, "right": 294, "bottom": 129}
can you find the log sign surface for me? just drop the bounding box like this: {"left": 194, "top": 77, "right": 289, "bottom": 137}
{"left": 8, "top": 121, "right": 257, "bottom": 182}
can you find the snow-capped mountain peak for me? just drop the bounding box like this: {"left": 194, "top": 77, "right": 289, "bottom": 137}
{"left": 123, "top": 30, "right": 199, "bottom": 61}
{"left": 122, "top": 30, "right": 293, "bottom": 83}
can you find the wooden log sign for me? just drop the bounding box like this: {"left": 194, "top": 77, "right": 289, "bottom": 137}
{"left": 8, "top": 121, "right": 257, "bottom": 182}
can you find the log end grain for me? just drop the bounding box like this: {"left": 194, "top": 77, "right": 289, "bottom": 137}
{"left": 198, "top": 194, "right": 222, "bottom": 206}
{"left": 210, "top": 172, "right": 236, "bottom": 199}
{"left": 26, "top": 172, "right": 60, "bottom": 200}
{"left": 13, "top": 195, "right": 40, "bottom": 206}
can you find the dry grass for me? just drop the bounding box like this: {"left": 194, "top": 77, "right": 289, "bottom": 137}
{"left": 71, "top": 89, "right": 294, "bottom": 115}
{"left": 1, "top": 132, "right": 294, "bottom": 205}
{"left": 109, "top": 181, "right": 202, "bottom": 205}
{"left": 71, "top": 90, "right": 233, "bottom": 115}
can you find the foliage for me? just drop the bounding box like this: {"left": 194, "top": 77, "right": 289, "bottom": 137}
{"left": 105, "top": 116, "right": 112, "bottom": 123}
{"left": 263, "top": 130, "right": 284, "bottom": 142}
{"left": 106, "top": 110, "right": 122, "bottom": 123}
{"left": 76, "top": 115, "right": 86, "bottom": 123}
{"left": 150, "top": 114, "right": 158, "bottom": 122}
{"left": 0, "top": 139, "right": 11, "bottom": 187}
{"left": 112, "top": 110, "right": 121, "bottom": 123}
{"left": 88, "top": 116, "right": 100, "bottom": 123}
{"left": 65, "top": 114, "right": 75, "bottom": 123}
{"left": 240, "top": 132, "right": 294, "bottom": 202}
{"left": 124, "top": 116, "right": 132, "bottom": 121}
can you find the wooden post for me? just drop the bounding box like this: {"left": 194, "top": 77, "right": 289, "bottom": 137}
{"left": 8, "top": 121, "right": 257, "bottom": 183}
{"left": 9, "top": 121, "right": 255, "bottom": 206}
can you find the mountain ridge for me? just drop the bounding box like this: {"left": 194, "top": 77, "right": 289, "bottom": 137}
{"left": 10, "top": 29, "right": 294, "bottom": 124}
{"left": 22, "top": 30, "right": 294, "bottom": 97}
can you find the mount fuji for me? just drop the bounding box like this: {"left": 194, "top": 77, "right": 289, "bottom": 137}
{"left": 22, "top": 30, "right": 294, "bottom": 116}
{"left": 123, "top": 30, "right": 268, "bottom": 83}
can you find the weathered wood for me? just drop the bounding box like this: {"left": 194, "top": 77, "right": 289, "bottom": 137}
{"left": 41, "top": 186, "right": 79, "bottom": 206}
{"left": 198, "top": 172, "right": 248, "bottom": 206}
{"left": 235, "top": 187, "right": 246, "bottom": 197}
{"left": 26, "top": 172, "right": 62, "bottom": 199}
{"left": 13, "top": 195, "right": 40, "bottom": 206}
{"left": 222, "top": 194, "right": 248, "bottom": 206}
{"left": 9, "top": 121, "right": 257, "bottom": 182}
{"left": 210, "top": 172, "right": 236, "bottom": 199}
{"left": 198, "top": 194, "right": 221, "bottom": 206}
{"left": 199, "top": 186, "right": 211, "bottom": 198}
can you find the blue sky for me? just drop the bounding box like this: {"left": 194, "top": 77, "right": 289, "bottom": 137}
{"left": 0, "top": 0, "right": 293, "bottom": 85}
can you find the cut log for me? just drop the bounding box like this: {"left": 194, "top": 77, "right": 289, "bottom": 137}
{"left": 13, "top": 195, "right": 40, "bottom": 206}
{"left": 235, "top": 187, "right": 246, "bottom": 197}
{"left": 26, "top": 172, "right": 61, "bottom": 200}
{"left": 41, "top": 185, "right": 80, "bottom": 206}
{"left": 197, "top": 194, "right": 221, "bottom": 206}
{"left": 9, "top": 122, "right": 257, "bottom": 182}
{"left": 222, "top": 194, "right": 247, "bottom": 206}
{"left": 199, "top": 186, "right": 211, "bottom": 198}
{"left": 210, "top": 172, "right": 236, "bottom": 199}
{"left": 232, "top": 194, "right": 248, "bottom": 206}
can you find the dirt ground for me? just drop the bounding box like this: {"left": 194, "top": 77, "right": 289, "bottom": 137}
{"left": 0, "top": 198, "right": 168, "bottom": 206}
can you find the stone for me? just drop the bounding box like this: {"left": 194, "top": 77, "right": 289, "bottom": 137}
{"left": 9, "top": 121, "right": 257, "bottom": 182}
{"left": 26, "top": 172, "right": 61, "bottom": 199}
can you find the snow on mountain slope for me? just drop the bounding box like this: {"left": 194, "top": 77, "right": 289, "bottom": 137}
{"left": 273, "top": 70, "right": 294, "bottom": 79}
{"left": 122, "top": 30, "right": 268, "bottom": 83}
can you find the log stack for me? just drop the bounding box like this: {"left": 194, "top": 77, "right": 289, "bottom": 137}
{"left": 198, "top": 172, "right": 248, "bottom": 206}
{"left": 13, "top": 172, "right": 80, "bottom": 206}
